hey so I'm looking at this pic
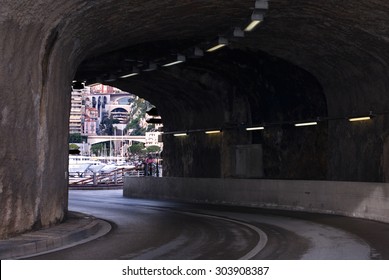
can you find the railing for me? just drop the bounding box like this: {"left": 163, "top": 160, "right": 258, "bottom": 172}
{"left": 69, "top": 168, "right": 143, "bottom": 186}
{"left": 125, "top": 170, "right": 145, "bottom": 177}
{"left": 69, "top": 165, "right": 162, "bottom": 187}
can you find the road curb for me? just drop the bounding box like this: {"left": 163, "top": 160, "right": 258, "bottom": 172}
{"left": 69, "top": 185, "right": 123, "bottom": 190}
{"left": 0, "top": 212, "right": 111, "bottom": 259}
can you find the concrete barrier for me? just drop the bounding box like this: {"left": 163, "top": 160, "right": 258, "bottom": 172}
{"left": 123, "top": 177, "right": 389, "bottom": 223}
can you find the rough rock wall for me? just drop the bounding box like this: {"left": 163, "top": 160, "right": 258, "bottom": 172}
{"left": 254, "top": 0, "right": 389, "bottom": 181}
{"left": 0, "top": 1, "right": 79, "bottom": 238}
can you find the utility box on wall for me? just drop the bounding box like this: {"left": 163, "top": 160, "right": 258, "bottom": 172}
{"left": 235, "top": 144, "right": 264, "bottom": 178}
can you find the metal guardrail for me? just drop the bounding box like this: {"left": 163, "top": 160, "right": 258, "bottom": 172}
{"left": 69, "top": 168, "right": 142, "bottom": 186}
{"left": 125, "top": 170, "right": 145, "bottom": 177}
{"left": 69, "top": 166, "right": 161, "bottom": 187}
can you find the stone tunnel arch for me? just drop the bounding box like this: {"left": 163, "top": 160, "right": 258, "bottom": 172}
{"left": 1, "top": 0, "right": 389, "bottom": 239}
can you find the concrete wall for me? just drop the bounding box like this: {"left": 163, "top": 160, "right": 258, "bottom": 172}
{"left": 123, "top": 177, "right": 389, "bottom": 223}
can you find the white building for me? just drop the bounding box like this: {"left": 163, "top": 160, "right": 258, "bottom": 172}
{"left": 69, "top": 89, "right": 84, "bottom": 134}
{"left": 145, "top": 132, "right": 163, "bottom": 149}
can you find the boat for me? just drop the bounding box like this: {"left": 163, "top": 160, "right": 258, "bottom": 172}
{"left": 68, "top": 155, "right": 136, "bottom": 177}
{"left": 68, "top": 156, "right": 104, "bottom": 177}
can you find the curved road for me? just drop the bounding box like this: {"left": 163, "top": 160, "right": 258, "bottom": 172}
{"left": 30, "top": 189, "right": 389, "bottom": 260}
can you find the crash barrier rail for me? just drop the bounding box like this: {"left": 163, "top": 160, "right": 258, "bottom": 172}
{"left": 69, "top": 168, "right": 144, "bottom": 186}
{"left": 69, "top": 167, "right": 162, "bottom": 186}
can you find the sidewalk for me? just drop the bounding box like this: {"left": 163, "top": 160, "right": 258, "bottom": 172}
{"left": 0, "top": 212, "right": 111, "bottom": 259}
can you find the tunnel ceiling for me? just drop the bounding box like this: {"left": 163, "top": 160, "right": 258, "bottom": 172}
{"left": 2, "top": 0, "right": 388, "bottom": 138}
{"left": 70, "top": 0, "right": 389, "bottom": 118}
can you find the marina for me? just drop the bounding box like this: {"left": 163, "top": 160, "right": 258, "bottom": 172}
{"left": 68, "top": 155, "right": 159, "bottom": 186}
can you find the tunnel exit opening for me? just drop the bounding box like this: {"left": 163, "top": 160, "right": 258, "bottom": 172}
{"left": 68, "top": 83, "right": 164, "bottom": 186}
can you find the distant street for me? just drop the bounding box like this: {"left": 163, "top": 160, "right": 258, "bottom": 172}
{"left": 29, "top": 189, "right": 389, "bottom": 260}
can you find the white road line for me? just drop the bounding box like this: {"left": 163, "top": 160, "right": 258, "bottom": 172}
{"left": 142, "top": 206, "right": 268, "bottom": 260}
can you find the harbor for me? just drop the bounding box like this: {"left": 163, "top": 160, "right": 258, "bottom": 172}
{"left": 68, "top": 155, "right": 162, "bottom": 186}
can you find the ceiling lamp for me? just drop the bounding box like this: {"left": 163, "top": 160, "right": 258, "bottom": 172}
{"left": 206, "top": 37, "right": 228, "bottom": 52}
{"left": 246, "top": 126, "right": 264, "bottom": 131}
{"left": 244, "top": 10, "right": 265, "bottom": 32}
{"left": 173, "top": 133, "right": 188, "bottom": 137}
{"left": 205, "top": 130, "right": 222, "bottom": 134}
{"left": 349, "top": 116, "right": 371, "bottom": 122}
{"left": 294, "top": 122, "right": 318, "bottom": 127}
{"left": 162, "top": 54, "right": 186, "bottom": 67}
{"left": 120, "top": 67, "right": 139, "bottom": 78}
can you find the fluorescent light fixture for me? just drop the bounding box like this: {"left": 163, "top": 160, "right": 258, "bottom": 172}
{"left": 233, "top": 27, "right": 245, "bottom": 38}
{"left": 120, "top": 72, "right": 139, "bottom": 78}
{"left": 245, "top": 20, "right": 261, "bottom": 32}
{"left": 294, "top": 122, "right": 318, "bottom": 127}
{"left": 255, "top": 0, "right": 269, "bottom": 9}
{"left": 173, "top": 133, "right": 188, "bottom": 137}
{"left": 246, "top": 126, "right": 265, "bottom": 131}
{"left": 162, "top": 54, "right": 186, "bottom": 67}
{"left": 162, "top": 61, "right": 183, "bottom": 67}
{"left": 245, "top": 10, "right": 264, "bottom": 32}
{"left": 205, "top": 130, "right": 221, "bottom": 134}
{"left": 206, "top": 37, "right": 228, "bottom": 52}
{"left": 120, "top": 67, "right": 139, "bottom": 78}
{"left": 349, "top": 116, "right": 371, "bottom": 122}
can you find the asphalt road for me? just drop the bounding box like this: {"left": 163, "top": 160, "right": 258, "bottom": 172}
{"left": 29, "top": 189, "right": 389, "bottom": 260}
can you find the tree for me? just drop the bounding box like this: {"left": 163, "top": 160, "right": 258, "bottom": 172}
{"left": 91, "top": 143, "right": 104, "bottom": 156}
{"left": 126, "top": 117, "right": 147, "bottom": 135}
{"left": 69, "top": 133, "right": 83, "bottom": 143}
{"left": 100, "top": 116, "right": 120, "bottom": 135}
{"left": 69, "top": 143, "right": 80, "bottom": 150}
{"left": 129, "top": 142, "right": 145, "bottom": 155}
{"left": 146, "top": 145, "right": 161, "bottom": 153}
{"left": 69, "top": 143, "right": 80, "bottom": 155}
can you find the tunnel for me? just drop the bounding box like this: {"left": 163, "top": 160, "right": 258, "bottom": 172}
{"left": 1, "top": 0, "right": 389, "bottom": 239}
